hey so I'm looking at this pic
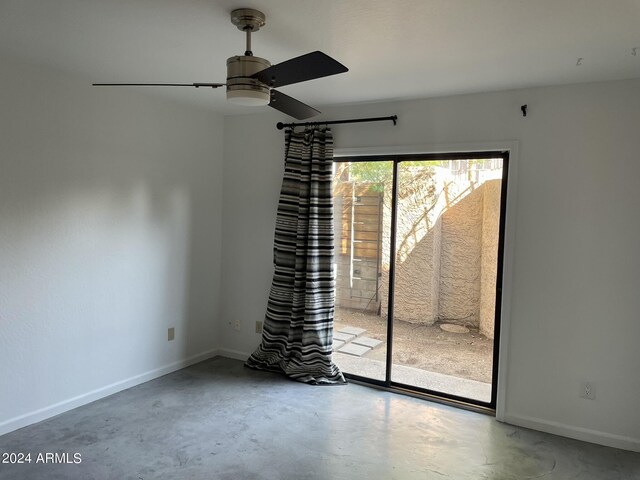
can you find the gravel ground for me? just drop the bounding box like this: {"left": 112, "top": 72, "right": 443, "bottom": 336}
{"left": 334, "top": 308, "right": 494, "bottom": 384}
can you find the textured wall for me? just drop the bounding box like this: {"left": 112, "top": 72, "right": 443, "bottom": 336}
{"left": 380, "top": 167, "right": 441, "bottom": 323}
{"left": 382, "top": 219, "right": 441, "bottom": 323}
{"left": 379, "top": 169, "right": 500, "bottom": 332}
{"left": 438, "top": 186, "right": 484, "bottom": 324}
{"left": 479, "top": 180, "right": 502, "bottom": 338}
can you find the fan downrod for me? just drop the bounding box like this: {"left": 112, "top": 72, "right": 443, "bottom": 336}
{"left": 231, "top": 8, "right": 265, "bottom": 56}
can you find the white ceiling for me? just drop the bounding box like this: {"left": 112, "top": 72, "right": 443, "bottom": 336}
{"left": 1, "top": 0, "right": 639, "bottom": 115}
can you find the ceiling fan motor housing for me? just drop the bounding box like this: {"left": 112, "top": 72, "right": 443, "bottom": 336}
{"left": 226, "top": 55, "right": 271, "bottom": 105}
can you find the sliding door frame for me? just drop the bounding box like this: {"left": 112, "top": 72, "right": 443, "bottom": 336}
{"left": 334, "top": 150, "right": 510, "bottom": 412}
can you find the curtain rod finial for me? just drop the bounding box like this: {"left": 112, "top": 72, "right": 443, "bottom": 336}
{"left": 276, "top": 122, "right": 285, "bottom": 130}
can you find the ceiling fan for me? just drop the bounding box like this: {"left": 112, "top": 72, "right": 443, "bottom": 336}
{"left": 93, "top": 8, "right": 348, "bottom": 120}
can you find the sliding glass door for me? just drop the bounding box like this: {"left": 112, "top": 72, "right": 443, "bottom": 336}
{"left": 332, "top": 161, "right": 392, "bottom": 381}
{"left": 332, "top": 152, "right": 508, "bottom": 409}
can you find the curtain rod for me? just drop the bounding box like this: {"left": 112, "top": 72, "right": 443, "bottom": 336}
{"left": 276, "top": 115, "right": 398, "bottom": 130}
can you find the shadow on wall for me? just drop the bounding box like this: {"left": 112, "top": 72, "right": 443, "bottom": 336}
{"left": 2, "top": 140, "right": 217, "bottom": 373}
{"left": 378, "top": 177, "right": 502, "bottom": 338}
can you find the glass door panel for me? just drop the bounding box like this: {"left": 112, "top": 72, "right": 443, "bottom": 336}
{"left": 331, "top": 161, "right": 392, "bottom": 382}
{"left": 390, "top": 158, "right": 503, "bottom": 403}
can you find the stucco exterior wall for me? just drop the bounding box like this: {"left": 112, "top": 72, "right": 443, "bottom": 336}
{"left": 479, "top": 179, "right": 502, "bottom": 338}
{"left": 380, "top": 167, "right": 439, "bottom": 323}
{"left": 378, "top": 171, "right": 501, "bottom": 338}
{"left": 381, "top": 218, "right": 442, "bottom": 323}
{"left": 438, "top": 186, "right": 484, "bottom": 325}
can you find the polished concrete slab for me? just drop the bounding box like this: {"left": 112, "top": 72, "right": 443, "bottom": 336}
{"left": 1, "top": 357, "right": 639, "bottom": 479}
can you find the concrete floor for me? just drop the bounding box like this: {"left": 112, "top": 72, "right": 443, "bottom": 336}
{"left": 1, "top": 357, "right": 639, "bottom": 480}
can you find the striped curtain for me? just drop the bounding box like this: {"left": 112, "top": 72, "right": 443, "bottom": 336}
{"left": 246, "top": 128, "right": 345, "bottom": 385}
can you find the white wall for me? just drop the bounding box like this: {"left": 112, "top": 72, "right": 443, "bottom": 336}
{"left": 220, "top": 79, "right": 640, "bottom": 451}
{"left": 0, "top": 55, "right": 224, "bottom": 434}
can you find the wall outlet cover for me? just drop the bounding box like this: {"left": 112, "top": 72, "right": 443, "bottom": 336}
{"left": 168, "top": 327, "right": 175, "bottom": 341}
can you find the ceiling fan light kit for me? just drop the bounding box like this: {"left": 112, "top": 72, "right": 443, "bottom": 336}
{"left": 92, "top": 8, "right": 348, "bottom": 119}
{"left": 226, "top": 54, "right": 271, "bottom": 106}
{"left": 227, "top": 86, "right": 270, "bottom": 106}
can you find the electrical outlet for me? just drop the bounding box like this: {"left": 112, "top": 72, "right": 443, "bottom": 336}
{"left": 580, "top": 381, "right": 596, "bottom": 400}
{"left": 167, "top": 327, "right": 175, "bottom": 341}
{"left": 255, "top": 321, "right": 263, "bottom": 333}
{"left": 234, "top": 319, "right": 241, "bottom": 331}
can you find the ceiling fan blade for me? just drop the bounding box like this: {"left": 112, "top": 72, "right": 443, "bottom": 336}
{"left": 269, "top": 90, "right": 320, "bottom": 120}
{"left": 251, "top": 51, "right": 347, "bottom": 88}
{"left": 92, "top": 83, "right": 225, "bottom": 88}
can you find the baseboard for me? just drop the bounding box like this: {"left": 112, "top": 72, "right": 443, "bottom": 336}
{"left": 0, "top": 348, "right": 219, "bottom": 437}
{"left": 502, "top": 413, "right": 640, "bottom": 453}
{"left": 216, "top": 348, "right": 251, "bottom": 361}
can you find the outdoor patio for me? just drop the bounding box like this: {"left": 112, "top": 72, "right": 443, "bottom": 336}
{"left": 333, "top": 309, "right": 493, "bottom": 402}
